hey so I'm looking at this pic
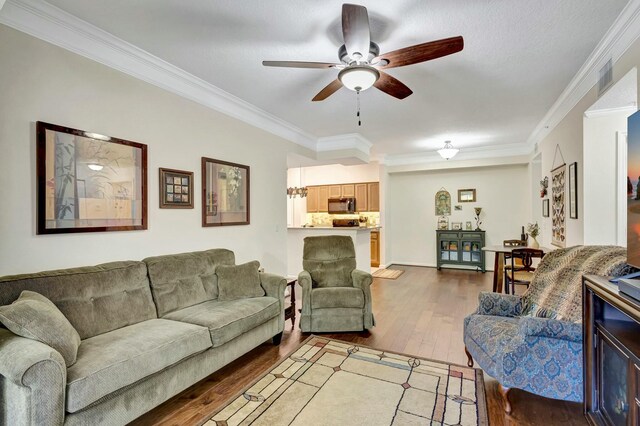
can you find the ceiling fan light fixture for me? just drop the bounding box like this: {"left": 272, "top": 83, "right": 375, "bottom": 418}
{"left": 437, "top": 141, "right": 459, "bottom": 160}
{"left": 338, "top": 65, "right": 379, "bottom": 92}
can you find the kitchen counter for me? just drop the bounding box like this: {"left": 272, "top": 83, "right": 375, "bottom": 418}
{"left": 287, "top": 227, "right": 379, "bottom": 276}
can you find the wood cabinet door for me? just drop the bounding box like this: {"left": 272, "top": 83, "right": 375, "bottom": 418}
{"left": 306, "top": 186, "right": 319, "bottom": 213}
{"left": 328, "top": 185, "right": 342, "bottom": 198}
{"left": 355, "top": 183, "right": 367, "bottom": 212}
{"left": 341, "top": 184, "right": 355, "bottom": 197}
{"left": 367, "top": 182, "right": 380, "bottom": 211}
{"left": 318, "top": 186, "right": 329, "bottom": 212}
{"left": 370, "top": 231, "right": 380, "bottom": 267}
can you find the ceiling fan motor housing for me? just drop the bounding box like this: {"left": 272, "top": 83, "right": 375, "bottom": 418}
{"left": 338, "top": 42, "right": 380, "bottom": 64}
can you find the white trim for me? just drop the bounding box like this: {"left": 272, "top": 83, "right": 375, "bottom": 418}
{"left": 387, "top": 261, "right": 494, "bottom": 272}
{"left": 617, "top": 131, "right": 628, "bottom": 246}
{"left": 383, "top": 142, "right": 532, "bottom": 167}
{"left": 316, "top": 133, "right": 373, "bottom": 153}
{"left": 527, "top": 0, "right": 640, "bottom": 149}
{"left": 0, "top": 0, "right": 318, "bottom": 151}
{"left": 584, "top": 105, "right": 638, "bottom": 118}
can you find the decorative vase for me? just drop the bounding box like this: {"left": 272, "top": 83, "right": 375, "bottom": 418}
{"left": 529, "top": 237, "right": 539, "bottom": 249}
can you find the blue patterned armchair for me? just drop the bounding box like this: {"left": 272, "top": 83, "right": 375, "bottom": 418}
{"left": 463, "top": 246, "right": 628, "bottom": 412}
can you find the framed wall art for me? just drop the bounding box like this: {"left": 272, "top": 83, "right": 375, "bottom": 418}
{"left": 569, "top": 162, "right": 578, "bottom": 219}
{"left": 159, "top": 168, "right": 193, "bottom": 209}
{"left": 551, "top": 163, "right": 566, "bottom": 247}
{"left": 437, "top": 216, "right": 449, "bottom": 230}
{"left": 435, "top": 189, "right": 451, "bottom": 216}
{"left": 465, "top": 221, "right": 472, "bottom": 230}
{"left": 452, "top": 222, "right": 462, "bottom": 230}
{"left": 542, "top": 199, "right": 549, "bottom": 217}
{"left": 36, "top": 121, "right": 147, "bottom": 234}
{"left": 458, "top": 188, "right": 476, "bottom": 202}
{"left": 202, "top": 157, "right": 250, "bottom": 226}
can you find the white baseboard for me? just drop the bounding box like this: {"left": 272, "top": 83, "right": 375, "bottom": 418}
{"left": 387, "top": 261, "right": 494, "bottom": 272}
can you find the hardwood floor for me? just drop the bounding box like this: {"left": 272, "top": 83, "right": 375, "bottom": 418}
{"left": 132, "top": 266, "right": 586, "bottom": 426}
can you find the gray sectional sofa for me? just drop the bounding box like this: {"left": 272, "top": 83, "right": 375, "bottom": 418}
{"left": 0, "top": 249, "right": 287, "bottom": 425}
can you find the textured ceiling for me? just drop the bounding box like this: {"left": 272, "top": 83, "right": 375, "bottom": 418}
{"left": 47, "top": 0, "right": 629, "bottom": 157}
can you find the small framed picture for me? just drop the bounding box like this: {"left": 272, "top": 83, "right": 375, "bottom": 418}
{"left": 437, "top": 216, "right": 449, "bottom": 230}
{"left": 452, "top": 222, "right": 462, "bottom": 230}
{"left": 465, "top": 221, "right": 472, "bottom": 230}
{"left": 160, "top": 168, "right": 194, "bottom": 209}
{"left": 542, "top": 199, "right": 550, "bottom": 217}
{"left": 458, "top": 189, "right": 476, "bottom": 203}
{"left": 454, "top": 205, "right": 462, "bottom": 211}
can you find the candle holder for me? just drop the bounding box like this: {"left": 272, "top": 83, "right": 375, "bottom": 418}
{"left": 474, "top": 207, "right": 483, "bottom": 231}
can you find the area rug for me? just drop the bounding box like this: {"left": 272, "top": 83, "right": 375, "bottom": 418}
{"left": 372, "top": 268, "right": 405, "bottom": 279}
{"left": 205, "top": 336, "right": 488, "bottom": 426}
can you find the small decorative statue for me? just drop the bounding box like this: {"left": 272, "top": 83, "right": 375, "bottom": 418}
{"left": 540, "top": 176, "right": 548, "bottom": 198}
{"left": 527, "top": 222, "right": 540, "bottom": 248}
{"left": 474, "top": 207, "right": 483, "bottom": 230}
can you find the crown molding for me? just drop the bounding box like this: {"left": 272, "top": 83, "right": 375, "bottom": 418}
{"left": 316, "top": 133, "right": 373, "bottom": 153}
{"left": 526, "top": 0, "right": 640, "bottom": 149}
{"left": 0, "top": 0, "right": 318, "bottom": 150}
{"left": 583, "top": 105, "right": 638, "bottom": 118}
{"left": 382, "top": 142, "right": 532, "bottom": 167}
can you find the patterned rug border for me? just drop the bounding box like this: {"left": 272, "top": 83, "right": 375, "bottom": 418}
{"left": 202, "top": 335, "right": 488, "bottom": 426}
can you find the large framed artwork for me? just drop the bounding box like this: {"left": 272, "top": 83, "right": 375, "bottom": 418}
{"left": 551, "top": 163, "right": 566, "bottom": 247}
{"left": 159, "top": 168, "right": 193, "bottom": 209}
{"left": 202, "top": 157, "right": 250, "bottom": 226}
{"left": 569, "top": 162, "right": 578, "bottom": 219}
{"left": 36, "top": 121, "right": 147, "bottom": 234}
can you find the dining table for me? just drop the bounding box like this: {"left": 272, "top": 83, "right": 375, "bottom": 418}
{"left": 482, "top": 245, "right": 553, "bottom": 294}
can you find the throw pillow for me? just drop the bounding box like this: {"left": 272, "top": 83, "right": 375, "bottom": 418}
{"left": 216, "top": 261, "right": 265, "bottom": 301}
{"left": 0, "top": 290, "right": 81, "bottom": 367}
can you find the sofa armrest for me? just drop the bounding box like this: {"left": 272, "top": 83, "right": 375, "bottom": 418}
{"left": 519, "top": 316, "right": 583, "bottom": 342}
{"left": 259, "top": 272, "right": 287, "bottom": 301}
{"left": 352, "top": 269, "right": 375, "bottom": 328}
{"left": 477, "top": 292, "right": 522, "bottom": 317}
{"left": 0, "top": 328, "right": 66, "bottom": 426}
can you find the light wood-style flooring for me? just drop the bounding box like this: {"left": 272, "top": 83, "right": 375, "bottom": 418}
{"left": 132, "top": 266, "right": 587, "bottom": 426}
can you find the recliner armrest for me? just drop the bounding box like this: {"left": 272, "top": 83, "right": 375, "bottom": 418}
{"left": 351, "top": 269, "right": 372, "bottom": 290}
{"left": 351, "top": 269, "right": 375, "bottom": 328}
{"left": 298, "top": 271, "right": 313, "bottom": 316}
{"left": 0, "top": 328, "right": 66, "bottom": 425}
{"left": 477, "top": 291, "right": 522, "bottom": 317}
{"left": 519, "top": 316, "right": 582, "bottom": 342}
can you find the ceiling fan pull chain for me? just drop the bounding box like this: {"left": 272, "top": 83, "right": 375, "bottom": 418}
{"left": 357, "top": 90, "right": 361, "bottom": 126}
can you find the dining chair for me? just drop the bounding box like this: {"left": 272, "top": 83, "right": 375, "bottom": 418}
{"left": 504, "top": 248, "right": 544, "bottom": 295}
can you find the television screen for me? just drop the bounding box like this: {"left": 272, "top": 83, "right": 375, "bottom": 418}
{"left": 628, "top": 110, "right": 640, "bottom": 268}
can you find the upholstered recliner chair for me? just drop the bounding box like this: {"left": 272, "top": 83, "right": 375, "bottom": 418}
{"left": 463, "top": 245, "right": 629, "bottom": 413}
{"left": 298, "top": 235, "right": 375, "bottom": 332}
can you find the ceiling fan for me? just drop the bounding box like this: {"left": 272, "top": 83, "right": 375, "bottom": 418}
{"left": 262, "top": 3, "right": 464, "bottom": 101}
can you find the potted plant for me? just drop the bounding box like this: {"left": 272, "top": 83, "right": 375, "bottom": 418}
{"left": 527, "top": 222, "right": 540, "bottom": 248}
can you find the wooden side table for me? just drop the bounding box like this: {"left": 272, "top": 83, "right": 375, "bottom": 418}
{"left": 284, "top": 279, "right": 296, "bottom": 329}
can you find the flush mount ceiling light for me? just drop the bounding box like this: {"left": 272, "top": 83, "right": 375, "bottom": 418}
{"left": 87, "top": 163, "right": 104, "bottom": 171}
{"left": 437, "top": 141, "right": 459, "bottom": 160}
{"left": 338, "top": 65, "right": 380, "bottom": 92}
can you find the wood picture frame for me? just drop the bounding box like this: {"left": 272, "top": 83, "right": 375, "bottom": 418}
{"left": 452, "top": 222, "right": 462, "bottom": 230}
{"left": 36, "top": 121, "right": 147, "bottom": 234}
{"left": 542, "top": 199, "right": 550, "bottom": 217}
{"left": 569, "top": 162, "right": 578, "bottom": 219}
{"left": 202, "top": 157, "right": 250, "bottom": 226}
{"left": 159, "top": 168, "right": 193, "bottom": 209}
{"left": 458, "top": 188, "right": 476, "bottom": 202}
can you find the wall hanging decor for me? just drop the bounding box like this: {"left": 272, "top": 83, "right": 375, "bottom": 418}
{"left": 452, "top": 222, "right": 462, "bottom": 230}
{"left": 458, "top": 188, "right": 476, "bottom": 202}
{"left": 540, "top": 176, "right": 548, "bottom": 198}
{"left": 551, "top": 163, "right": 566, "bottom": 247}
{"left": 454, "top": 205, "right": 462, "bottom": 211}
{"left": 474, "top": 207, "right": 483, "bottom": 230}
{"left": 36, "top": 121, "right": 147, "bottom": 234}
{"left": 435, "top": 188, "right": 451, "bottom": 216}
{"left": 202, "top": 157, "right": 250, "bottom": 226}
{"left": 159, "top": 168, "right": 193, "bottom": 209}
{"left": 465, "top": 221, "right": 472, "bottom": 230}
{"left": 569, "top": 162, "right": 578, "bottom": 219}
{"left": 437, "top": 216, "right": 449, "bottom": 230}
{"left": 542, "top": 199, "right": 549, "bottom": 217}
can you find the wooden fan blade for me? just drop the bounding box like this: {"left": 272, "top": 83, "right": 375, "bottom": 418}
{"left": 375, "top": 36, "right": 464, "bottom": 69}
{"left": 342, "top": 4, "right": 370, "bottom": 60}
{"left": 374, "top": 71, "right": 413, "bottom": 99}
{"left": 312, "top": 79, "right": 343, "bottom": 101}
{"left": 262, "top": 61, "right": 339, "bottom": 69}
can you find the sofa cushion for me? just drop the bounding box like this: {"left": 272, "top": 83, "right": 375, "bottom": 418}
{"left": 216, "top": 261, "right": 265, "bottom": 301}
{"left": 144, "top": 249, "right": 235, "bottom": 317}
{"left": 66, "top": 319, "right": 211, "bottom": 413}
{"left": 0, "top": 290, "right": 81, "bottom": 367}
{"left": 163, "top": 297, "right": 280, "bottom": 347}
{"left": 311, "top": 287, "right": 364, "bottom": 309}
{"left": 463, "top": 315, "right": 522, "bottom": 378}
{"left": 0, "top": 261, "right": 157, "bottom": 340}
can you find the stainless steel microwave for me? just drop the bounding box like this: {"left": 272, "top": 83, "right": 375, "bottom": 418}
{"left": 328, "top": 197, "right": 356, "bottom": 214}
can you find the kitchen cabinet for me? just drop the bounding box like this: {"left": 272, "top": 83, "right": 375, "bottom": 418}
{"left": 341, "top": 184, "right": 355, "bottom": 197}
{"left": 370, "top": 230, "right": 380, "bottom": 267}
{"left": 306, "top": 186, "right": 319, "bottom": 212}
{"left": 329, "top": 185, "right": 342, "bottom": 198}
{"left": 367, "top": 182, "right": 380, "bottom": 212}
{"left": 355, "top": 183, "right": 367, "bottom": 212}
{"left": 318, "top": 186, "right": 329, "bottom": 212}
{"left": 436, "top": 230, "right": 485, "bottom": 272}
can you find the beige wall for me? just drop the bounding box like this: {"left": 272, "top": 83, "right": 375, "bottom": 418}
{"left": 385, "top": 164, "right": 529, "bottom": 270}
{"left": 535, "top": 38, "right": 640, "bottom": 248}
{"left": 0, "top": 24, "right": 302, "bottom": 275}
